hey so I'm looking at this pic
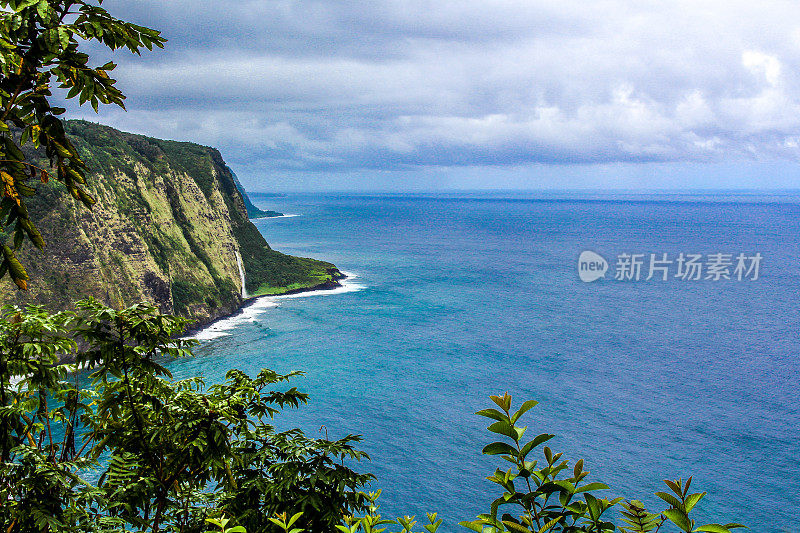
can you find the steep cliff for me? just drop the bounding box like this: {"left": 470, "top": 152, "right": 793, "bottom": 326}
{"left": 0, "top": 120, "right": 342, "bottom": 326}
{"left": 231, "top": 170, "right": 283, "bottom": 219}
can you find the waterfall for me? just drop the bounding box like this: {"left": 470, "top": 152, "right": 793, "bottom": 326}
{"left": 235, "top": 251, "right": 248, "bottom": 299}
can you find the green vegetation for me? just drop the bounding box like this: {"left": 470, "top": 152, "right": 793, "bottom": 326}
{"left": 460, "top": 394, "right": 746, "bottom": 533}
{"left": 149, "top": 138, "right": 219, "bottom": 200}
{"left": 0, "top": 0, "right": 333, "bottom": 315}
{"left": 0, "top": 0, "right": 165, "bottom": 289}
{"left": 0, "top": 5, "right": 750, "bottom": 533}
{"left": 246, "top": 251, "right": 342, "bottom": 297}
{"left": 245, "top": 207, "right": 283, "bottom": 219}
{"left": 0, "top": 300, "right": 746, "bottom": 533}
{"left": 0, "top": 300, "right": 371, "bottom": 533}
{"left": 171, "top": 279, "right": 226, "bottom": 316}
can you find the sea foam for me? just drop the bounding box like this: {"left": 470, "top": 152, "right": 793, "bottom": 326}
{"left": 255, "top": 214, "right": 300, "bottom": 219}
{"left": 191, "top": 272, "right": 364, "bottom": 341}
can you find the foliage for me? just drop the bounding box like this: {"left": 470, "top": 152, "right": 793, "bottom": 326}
{"left": 0, "top": 301, "right": 747, "bottom": 533}
{"left": 0, "top": 299, "right": 373, "bottom": 533}
{"left": 0, "top": 0, "right": 165, "bottom": 289}
{"left": 460, "top": 393, "right": 747, "bottom": 533}
{"left": 332, "top": 490, "right": 443, "bottom": 533}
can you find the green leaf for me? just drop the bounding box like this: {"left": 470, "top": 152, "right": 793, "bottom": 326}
{"left": 476, "top": 408, "right": 507, "bottom": 422}
{"left": 693, "top": 525, "right": 731, "bottom": 533}
{"left": 663, "top": 509, "right": 692, "bottom": 532}
{"left": 482, "top": 442, "right": 518, "bottom": 456}
{"left": 458, "top": 521, "right": 484, "bottom": 533}
{"left": 288, "top": 512, "right": 304, "bottom": 527}
{"left": 519, "top": 433, "right": 554, "bottom": 458}
{"left": 15, "top": 0, "right": 41, "bottom": 12}
{"left": 490, "top": 393, "right": 512, "bottom": 412}
{"left": 510, "top": 399, "right": 538, "bottom": 423}
{"left": 573, "top": 458, "right": 584, "bottom": 478}
{"left": 684, "top": 476, "right": 693, "bottom": 497}
{"left": 655, "top": 491, "right": 683, "bottom": 509}
{"left": 36, "top": 0, "right": 49, "bottom": 22}
{"left": 585, "top": 493, "right": 601, "bottom": 521}
{"left": 664, "top": 479, "right": 683, "bottom": 496}
{"left": 487, "top": 420, "right": 518, "bottom": 440}
{"left": 58, "top": 27, "right": 69, "bottom": 49}
{"left": 684, "top": 492, "right": 706, "bottom": 512}
{"left": 20, "top": 218, "right": 44, "bottom": 249}
{"left": 574, "top": 482, "right": 609, "bottom": 494}
{"left": 537, "top": 517, "right": 561, "bottom": 533}
{"left": 502, "top": 520, "right": 529, "bottom": 533}
{"left": 3, "top": 244, "right": 28, "bottom": 289}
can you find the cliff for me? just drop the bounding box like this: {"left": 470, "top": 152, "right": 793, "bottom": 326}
{"left": 0, "top": 120, "right": 343, "bottom": 326}
{"left": 231, "top": 171, "right": 284, "bottom": 219}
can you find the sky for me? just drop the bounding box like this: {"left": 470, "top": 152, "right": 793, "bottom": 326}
{"left": 60, "top": 1, "right": 800, "bottom": 192}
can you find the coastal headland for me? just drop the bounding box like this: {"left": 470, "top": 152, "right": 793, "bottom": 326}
{"left": 0, "top": 120, "right": 344, "bottom": 329}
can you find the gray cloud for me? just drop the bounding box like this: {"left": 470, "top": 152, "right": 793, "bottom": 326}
{"left": 63, "top": 0, "right": 800, "bottom": 189}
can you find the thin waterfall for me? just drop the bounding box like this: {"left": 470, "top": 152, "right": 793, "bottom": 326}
{"left": 235, "top": 251, "right": 248, "bottom": 298}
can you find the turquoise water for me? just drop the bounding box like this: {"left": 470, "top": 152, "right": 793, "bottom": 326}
{"left": 169, "top": 192, "right": 800, "bottom": 532}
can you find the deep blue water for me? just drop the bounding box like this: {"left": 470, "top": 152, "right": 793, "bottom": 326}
{"left": 169, "top": 192, "right": 800, "bottom": 532}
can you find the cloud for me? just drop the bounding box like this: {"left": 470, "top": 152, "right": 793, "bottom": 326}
{"left": 62, "top": 0, "right": 800, "bottom": 189}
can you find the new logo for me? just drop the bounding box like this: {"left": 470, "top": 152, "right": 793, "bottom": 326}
{"left": 578, "top": 251, "right": 608, "bottom": 282}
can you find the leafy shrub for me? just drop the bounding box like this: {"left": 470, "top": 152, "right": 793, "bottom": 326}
{"left": 459, "top": 394, "right": 747, "bottom": 533}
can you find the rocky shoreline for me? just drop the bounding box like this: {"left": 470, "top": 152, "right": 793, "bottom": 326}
{"left": 181, "top": 271, "right": 348, "bottom": 338}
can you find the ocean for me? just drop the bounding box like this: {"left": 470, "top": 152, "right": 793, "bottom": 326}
{"left": 168, "top": 192, "right": 800, "bottom": 532}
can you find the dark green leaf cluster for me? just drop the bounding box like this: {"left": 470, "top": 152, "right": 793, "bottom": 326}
{"left": 0, "top": 298, "right": 373, "bottom": 533}
{"left": 0, "top": 0, "right": 165, "bottom": 288}
{"left": 459, "top": 393, "right": 746, "bottom": 533}
{"left": 653, "top": 480, "right": 745, "bottom": 533}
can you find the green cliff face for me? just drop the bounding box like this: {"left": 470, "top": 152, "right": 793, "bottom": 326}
{"left": 0, "top": 120, "right": 342, "bottom": 326}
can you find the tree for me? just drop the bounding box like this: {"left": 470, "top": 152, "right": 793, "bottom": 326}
{"left": 0, "top": 0, "right": 165, "bottom": 290}
{"left": 0, "top": 298, "right": 374, "bottom": 533}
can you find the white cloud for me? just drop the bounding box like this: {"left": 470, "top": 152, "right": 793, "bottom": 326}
{"left": 742, "top": 51, "right": 782, "bottom": 87}
{"left": 63, "top": 0, "right": 800, "bottom": 188}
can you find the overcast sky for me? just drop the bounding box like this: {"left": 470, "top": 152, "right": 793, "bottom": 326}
{"left": 61, "top": 1, "right": 800, "bottom": 191}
